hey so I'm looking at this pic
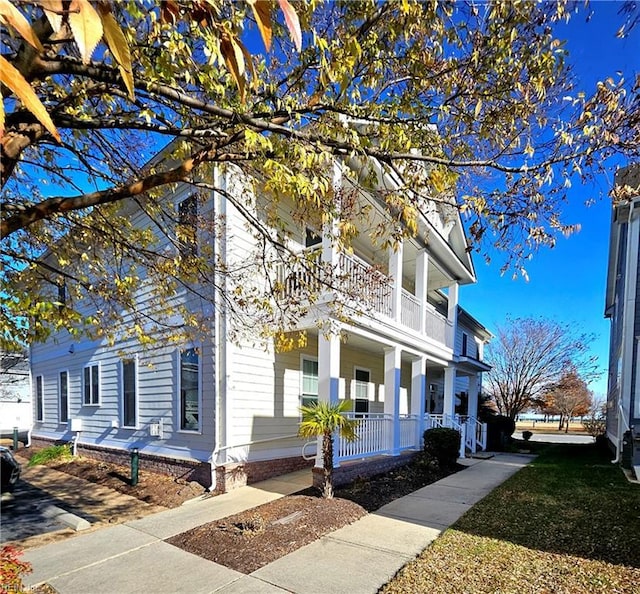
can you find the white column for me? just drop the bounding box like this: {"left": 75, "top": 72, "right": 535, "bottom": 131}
{"left": 316, "top": 331, "right": 341, "bottom": 468}
{"left": 443, "top": 366, "right": 456, "bottom": 420}
{"left": 389, "top": 241, "right": 404, "bottom": 322}
{"left": 467, "top": 375, "right": 479, "bottom": 419}
{"left": 411, "top": 356, "right": 427, "bottom": 448}
{"left": 416, "top": 250, "right": 429, "bottom": 335}
{"left": 447, "top": 282, "right": 459, "bottom": 348}
{"left": 384, "top": 346, "right": 402, "bottom": 455}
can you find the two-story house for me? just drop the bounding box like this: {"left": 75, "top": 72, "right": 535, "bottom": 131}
{"left": 605, "top": 163, "right": 640, "bottom": 470}
{"left": 30, "top": 152, "right": 492, "bottom": 492}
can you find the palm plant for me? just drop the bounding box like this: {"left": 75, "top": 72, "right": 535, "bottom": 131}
{"left": 298, "top": 400, "right": 359, "bottom": 498}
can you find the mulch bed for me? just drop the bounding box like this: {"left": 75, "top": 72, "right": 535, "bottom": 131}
{"left": 167, "top": 455, "right": 460, "bottom": 574}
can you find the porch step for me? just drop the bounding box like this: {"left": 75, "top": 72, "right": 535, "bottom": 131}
{"left": 471, "top": 452, "right": 495, "bottom": 460}
{"left": 633, "top": 466, "right": 640, "bottom": 482}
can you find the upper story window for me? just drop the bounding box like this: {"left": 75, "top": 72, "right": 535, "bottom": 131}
{"left": 178, "top": 195, "right": 198, "bottom": 258}
{"left": 83, "top": 363, "right": 100, "bottom": 406}
{"left": 461, "top": 333, "right": 468, "bottom": 357}
{"left": 305, "top": 227, "right": 321, "bottom": 249}
{"left": 57, "top": 281, "right": 67, "bottom": 310}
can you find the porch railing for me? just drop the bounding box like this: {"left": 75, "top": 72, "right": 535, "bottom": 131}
{"left": 338, "top": 413, "right": 391, "bottom": 461}
{"left": 400, "top": 289, "right": 421, "bottom": 332}
{"left": 424, "top": 413, "right": 467, "bottom": 459}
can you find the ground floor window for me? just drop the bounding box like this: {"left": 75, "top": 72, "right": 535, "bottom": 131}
{"left": 354, "top": 367, "right": 370, "bottom": 414}
{"left": 301, "top": 357, "right": 318, "bottom": 408}
{"left": 36, "top": 375, "right": 44, "bottom": 421}
{"left": 122, "top": 359, "right": 137, "bottom": 428}
{"left": 180, "top": 348, "right": 200, "bottom": 431}
{"left": 59, "top": 371, "right": 68, "bottom": 423}
{"left": 83, "top": 364, "right": 100, "bottom": 405}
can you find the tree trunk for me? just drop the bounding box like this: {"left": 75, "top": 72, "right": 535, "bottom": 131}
{"left": 322, "top": 431, "right": 334, "bottom": 499}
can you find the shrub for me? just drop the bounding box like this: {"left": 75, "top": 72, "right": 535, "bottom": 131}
{"left": 522, "top": 430, "right": 533, "bottom": 442}
{"left": 1, "top": 545, "right": 32, "bottom": 594}
{"left": 423, "top": 427, "right": 460, "bottom": 467}
{"left": 27, "top": 444, "right": 73, "bottom": 467}
{"left": 486, "top": 415, "right": 516, "bottom": 451}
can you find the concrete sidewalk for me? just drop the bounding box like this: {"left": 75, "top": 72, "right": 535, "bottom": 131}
{"left": 23, "top": 453, "right": 534, "bottom": 594}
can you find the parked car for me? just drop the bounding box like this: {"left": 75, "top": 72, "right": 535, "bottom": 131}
{"left": 0, "top": 446, "right": 21, "bottom": 493}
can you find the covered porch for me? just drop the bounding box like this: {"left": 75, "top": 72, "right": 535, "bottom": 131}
{"left": 306, "top": 325, "right": 488, "bottom": 468}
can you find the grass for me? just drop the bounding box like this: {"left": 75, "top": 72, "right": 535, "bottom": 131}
{"left": 27, "top": 444, "right": 73, "bottom": 467}
{"left": 381, "top": 443, "right": 640, "bottom": 593}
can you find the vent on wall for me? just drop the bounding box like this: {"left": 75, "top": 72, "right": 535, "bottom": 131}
{"left": 149, "top": 418, "right": 163, "bottom": 439}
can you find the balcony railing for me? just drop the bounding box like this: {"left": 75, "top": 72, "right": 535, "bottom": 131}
{"left": 276, "top": 250, "right": 450, "bottom": 345}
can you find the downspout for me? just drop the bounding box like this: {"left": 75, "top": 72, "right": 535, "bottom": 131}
{"left": 209, "top": 166, "right": 228, "bottom": 491}
{"left": 612, "top": 401, "right": 630, "bottom": 464}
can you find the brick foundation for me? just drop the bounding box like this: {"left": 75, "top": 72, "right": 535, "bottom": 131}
{"left": 312, "top": 452, "right": 418, "bottom": 490}
{"left": 30, "top": 436, "right": 312, "bottom": 492}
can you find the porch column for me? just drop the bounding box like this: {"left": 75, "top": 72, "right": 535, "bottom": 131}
{"left": 320, "top": 162, "right": 342, "bottom": 293}
{"left": 384, "top": 346, "right": 402, "bottom": 455}
{"left": 411, "top": 356, "right": 427, "bottom": 448}
{"left": 389, "top": 241, "right": 404, "bottom": 322}
{"left": 467, "top": 375, "right": 479, "bottom": 419}
{"left": 416, "top": 250, "right": 429, "bottom": 335}
{"left": 446, "top": 282, "right": 459, "bottom": 348}
{"left": 317, "top": 331, "right": 341, "bottom": 468}
{"left": 443, "top": 366, "right": 456, "bottom": 421}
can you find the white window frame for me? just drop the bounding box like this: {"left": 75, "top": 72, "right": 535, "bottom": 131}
{"left": 35, "top": 375, "right": 44, "bottom": 422}
{"left": 59, "top": 370, "right": 69, "bottom": 424}
{"left": 461, "top": 332, "right": 469, "bottom": 357}
{"left": 178, "top": 347, "right": 202, "bottom": 433}
{"left": 353, "top": 367, "right": 371, "bottom": 414}
{"left": 300, "top": 355, "right": 319, "bottom": 411}
{"left": 82, "top": 363, "right": 100, "bottom": 406}
{"left": 121, "top": 357, "right": 138, "bottom": 429}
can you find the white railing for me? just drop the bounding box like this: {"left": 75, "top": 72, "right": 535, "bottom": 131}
{"left": 425, "top": 308, "right": 448, "bottom": 344}
{"left": 339, "top": 253, "right": 392, "bottom": 318}
{"left": 399, "top": 415, "right": 419, "bottom": 450}
{"left": 338, "top": 413, "right": 391, "bottom": 461}
{"left": 401, "top": 289, "right": 422, "bottom": 332}
{"left": 457, "top": 415, "right": 487, "bottom": 454}
{"left": 424, "top": 413, "right": 466, "bottom": 459}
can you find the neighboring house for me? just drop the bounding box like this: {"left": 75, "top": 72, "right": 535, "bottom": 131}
{"left": 605, "top": 163, "right": 640, "bottom": 469}
{"left": 0, "top": 350, "right": 32, "bottom": 446}
{"left": 30, "top": 152, "right": 492, "bottom": 491}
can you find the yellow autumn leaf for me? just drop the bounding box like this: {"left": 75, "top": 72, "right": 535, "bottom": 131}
{"left": 220, "top": 32, "right": 245, "bottom": 101}
{"left": 278, "top": 0, "right": 302, "bottom": 52}
{"left": 98, "top": 4, "right": 134, "bottom": 100}
{"left": 248, "top": 0, "right": 272, "bottom": 52}
{"left": 40, "top": 0, "right": 63, "bottom": 33}
{"left": 0, "top": 0, "right": 44, "bottom": 52}
{"left": 68, "top": 0, "right": 103, "bottom": 64}
{"left": 0, "top": 54, "right": 60, "bottom": 142}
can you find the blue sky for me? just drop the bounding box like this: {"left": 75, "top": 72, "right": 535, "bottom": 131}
{"left": 458, "top": 1, "right": 640, "bottom": 399}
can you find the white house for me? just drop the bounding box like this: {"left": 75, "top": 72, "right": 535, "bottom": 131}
{"left": 30, "top": 152, "right": 492, "bottom": 491}
{"left": 605, "top": 163, "right": 640, "bottom": 469}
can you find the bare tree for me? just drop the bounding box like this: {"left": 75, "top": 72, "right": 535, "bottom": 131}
{"left": 485, "top": 318, "right": 599, "bottom": 420}
{"left": 541, "top": 367, "right": 592, "bottom": 432}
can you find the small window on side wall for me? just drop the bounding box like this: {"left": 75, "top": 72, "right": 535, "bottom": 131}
{"left": 301, "top": 357, "right": 318, "bottom": 408}
{"left": 180, "top": 348, "right": 200, "bottom": 431}
{"left": 122, "top": 359, "right": 137, "bottom": 428}
{"left": 36, "top": 375, "right": 44, "bottom": 422}
{"left": 305, "top": 227, "right": 322, "bottom": 249}
{"left": 83, "top": 364, "right": 100, "bottom": 405}
{"left": 178, "top": 195, "right": 198, "bottom": 258}
{"left": 59, "top": 371, "right": 69, "bottom": 423}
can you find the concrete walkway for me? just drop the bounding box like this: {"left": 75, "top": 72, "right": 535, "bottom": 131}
{"left": 23, "top": 453, "right": 534, "bottom": 594}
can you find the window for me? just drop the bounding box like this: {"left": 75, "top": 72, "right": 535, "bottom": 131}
{"left": 180, "top": 348, "right": 200, "bottom": 431}
{"left": 461, "top": 333, "right": 468, "bottom": 357}
{"left": 301, "top": 357, "right": 318, "bottom": 408}
{"left": 59, "top": 371, "right": 69, "bottom": 423}
{"left": 83, "top": 364, "right": 100, "bottom": 405}
{"left": 57, "top": 281, "right": 67, "bottom": 310}
{"left": 305, "top": 227, "right": 321, "bottom": 249}
{"left": 178, "top": 195, "right": 198, "bottom": 258}
{"left": 122, "top": 359, "right": 137, "bottom": 428}
{"left": 354, "top": 368, "right": 370, "bottom": 414}
{"left": 36, "top": 375, "right": 44, "bottom": 421}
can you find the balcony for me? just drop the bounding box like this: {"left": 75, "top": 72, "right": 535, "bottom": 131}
{"left": 276, "top": 251, "right": 450, "bottom": 346}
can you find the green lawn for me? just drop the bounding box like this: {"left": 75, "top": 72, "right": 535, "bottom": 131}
{"left": 381, "top": 443, "right": 640, "bottom": 593}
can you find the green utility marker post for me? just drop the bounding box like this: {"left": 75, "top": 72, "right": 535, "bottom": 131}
{"left": 131, "top": 447, "right": 139, "bottom": 486}
{"left": 12, "top": 427, "right": 18, "bottom": 451}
